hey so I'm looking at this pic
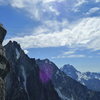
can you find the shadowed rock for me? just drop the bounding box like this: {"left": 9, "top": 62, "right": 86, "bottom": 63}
{"left": 0, "top": 25, "right": 7, "bottom": 44}
{"left": 0, "top": 25, "right": 10, "bottom": 100}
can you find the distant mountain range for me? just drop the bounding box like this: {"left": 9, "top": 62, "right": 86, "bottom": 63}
{"left": 4, "top": 41, "right": 100, "bottom": 100}
{"left": 61, "top": 64, "right": 100, "bottom": 91}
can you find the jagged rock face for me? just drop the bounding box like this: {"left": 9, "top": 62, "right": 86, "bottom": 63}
{"left": 61, "top": 64, "right": 100, "bottom": 91}
{"left": 36, "top": 59, "right": 100, "bottom": 100}
{"left": 4, "top": 41, "right": 100, "bottom": 100}
{"left": 0, "top": 26, "right": 9, "bottom": 100}
{"left": 61, "top": 64, "right": 78, "bottom": 80}
{"left": 4, "top": 41, "right": 61, "bottom": 100}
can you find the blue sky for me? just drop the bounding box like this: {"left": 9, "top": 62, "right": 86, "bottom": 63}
{"left": 0, "top": 0, "right": 100, "bottom": 72}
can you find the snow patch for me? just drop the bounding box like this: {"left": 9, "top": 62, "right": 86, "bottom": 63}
{"left": 16, "top": 49, "right": 20, "bottom": 59}
{"left": 45, "top": 59, "right": 49, "bottom": 63}
{"left": 95, "top": 76, "right": 100, "bottom": 80}
{"left": 21, "top": 66, "right": 29, "bottom": 100}
{"left": 24, "top": 50, "right": 29, "bottom": 54}
{"left": 76, "top": 72, "right": 91, "bottom": 81}
{"left": 18, "top": 76, "right": 20, "bottom": 82}
{"left": 55, "top": 88, "right": 69, "bottom": 100}
{"left": 81, "top": 82, "right": 85, "bottom": 86}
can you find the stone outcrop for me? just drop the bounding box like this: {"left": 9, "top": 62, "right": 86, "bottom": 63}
{"left": 0, "top": 25, "right": 10, "bottom": 100}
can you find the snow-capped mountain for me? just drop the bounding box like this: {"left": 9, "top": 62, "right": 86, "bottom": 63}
{"left": 4, "top": 41, "right": 100, "bottom": 100}
{"left": 61, "top": 64, "right": 100, "bottom": 91}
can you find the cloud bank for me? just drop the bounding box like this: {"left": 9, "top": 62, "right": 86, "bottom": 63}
{"left": 5, "top": 17, "right": 100, "bottom": 51}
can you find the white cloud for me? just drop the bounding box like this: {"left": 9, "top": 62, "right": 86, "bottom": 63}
{"left": 95, "top": 0, "right": 100, "bottom": 2}
{"left": 63, "top": 51, "right": 75, "bottom": 55}
{"left": 0, "top": 0, "right": 61, "bottom": 20}
{"left": 5, "top": 29, "right": 72, "bottom": 49}
{"left": 86, "top": 7, "right": 100, "bottom": 15}
{"left": 52, "top": 49, "right": 86, "bottom": 59}
{"left": 10, "top": 0, "right": 42, "bottom": 20}
{"left": 33, "top": 20, "right": 69, "bottom": 34}
{"left": 4, "top": 17, "right": 100, "bottom": 51}
{"left": 0, "top": 0, "right": 99, "bottom": 20}
{"left": 0, "top": 0, "right": 62, "bottom": 20}
{"left": 0, "top": 0, "right": 90, "bottom": 20}
{"left": 66, "top": 54, "right": 86, "bottom": 58}
{"left": 75, "top": 0, "right": 87, "bottom": 7}
{"left": 43, "top": 0, "right": 64, "bottom": 3}
{"left": 24, "top": 49, "right": 29, "bottom": 54}
{"left": 73, "top": 0, "right": 87, "bottom": 12}
{"left": 48, "top": 6, "right": 60, "bottom": 15}
{"left": 52, "top": 54, "right": 86, "bottom": 59}
{"left": 10, "top": 0, "right": 26, "bottom": 8}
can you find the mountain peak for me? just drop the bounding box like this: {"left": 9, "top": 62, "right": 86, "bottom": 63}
{"left": 61, "top": 64, "right": 77, "bottom": 72}
{"left": 5, "top": 41, "right": 22, "bottom": 54}
{"left": 60, "top": 64, "right": 79, "bottom": 80}
{"left": 7, "top": 41, "right": 20, "bottom": 48}
{"left": 37, "top": 58, "right": 51, "bottom": 65}
{"left": 4, "top": 41, "right": 25, "bottom": 61}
